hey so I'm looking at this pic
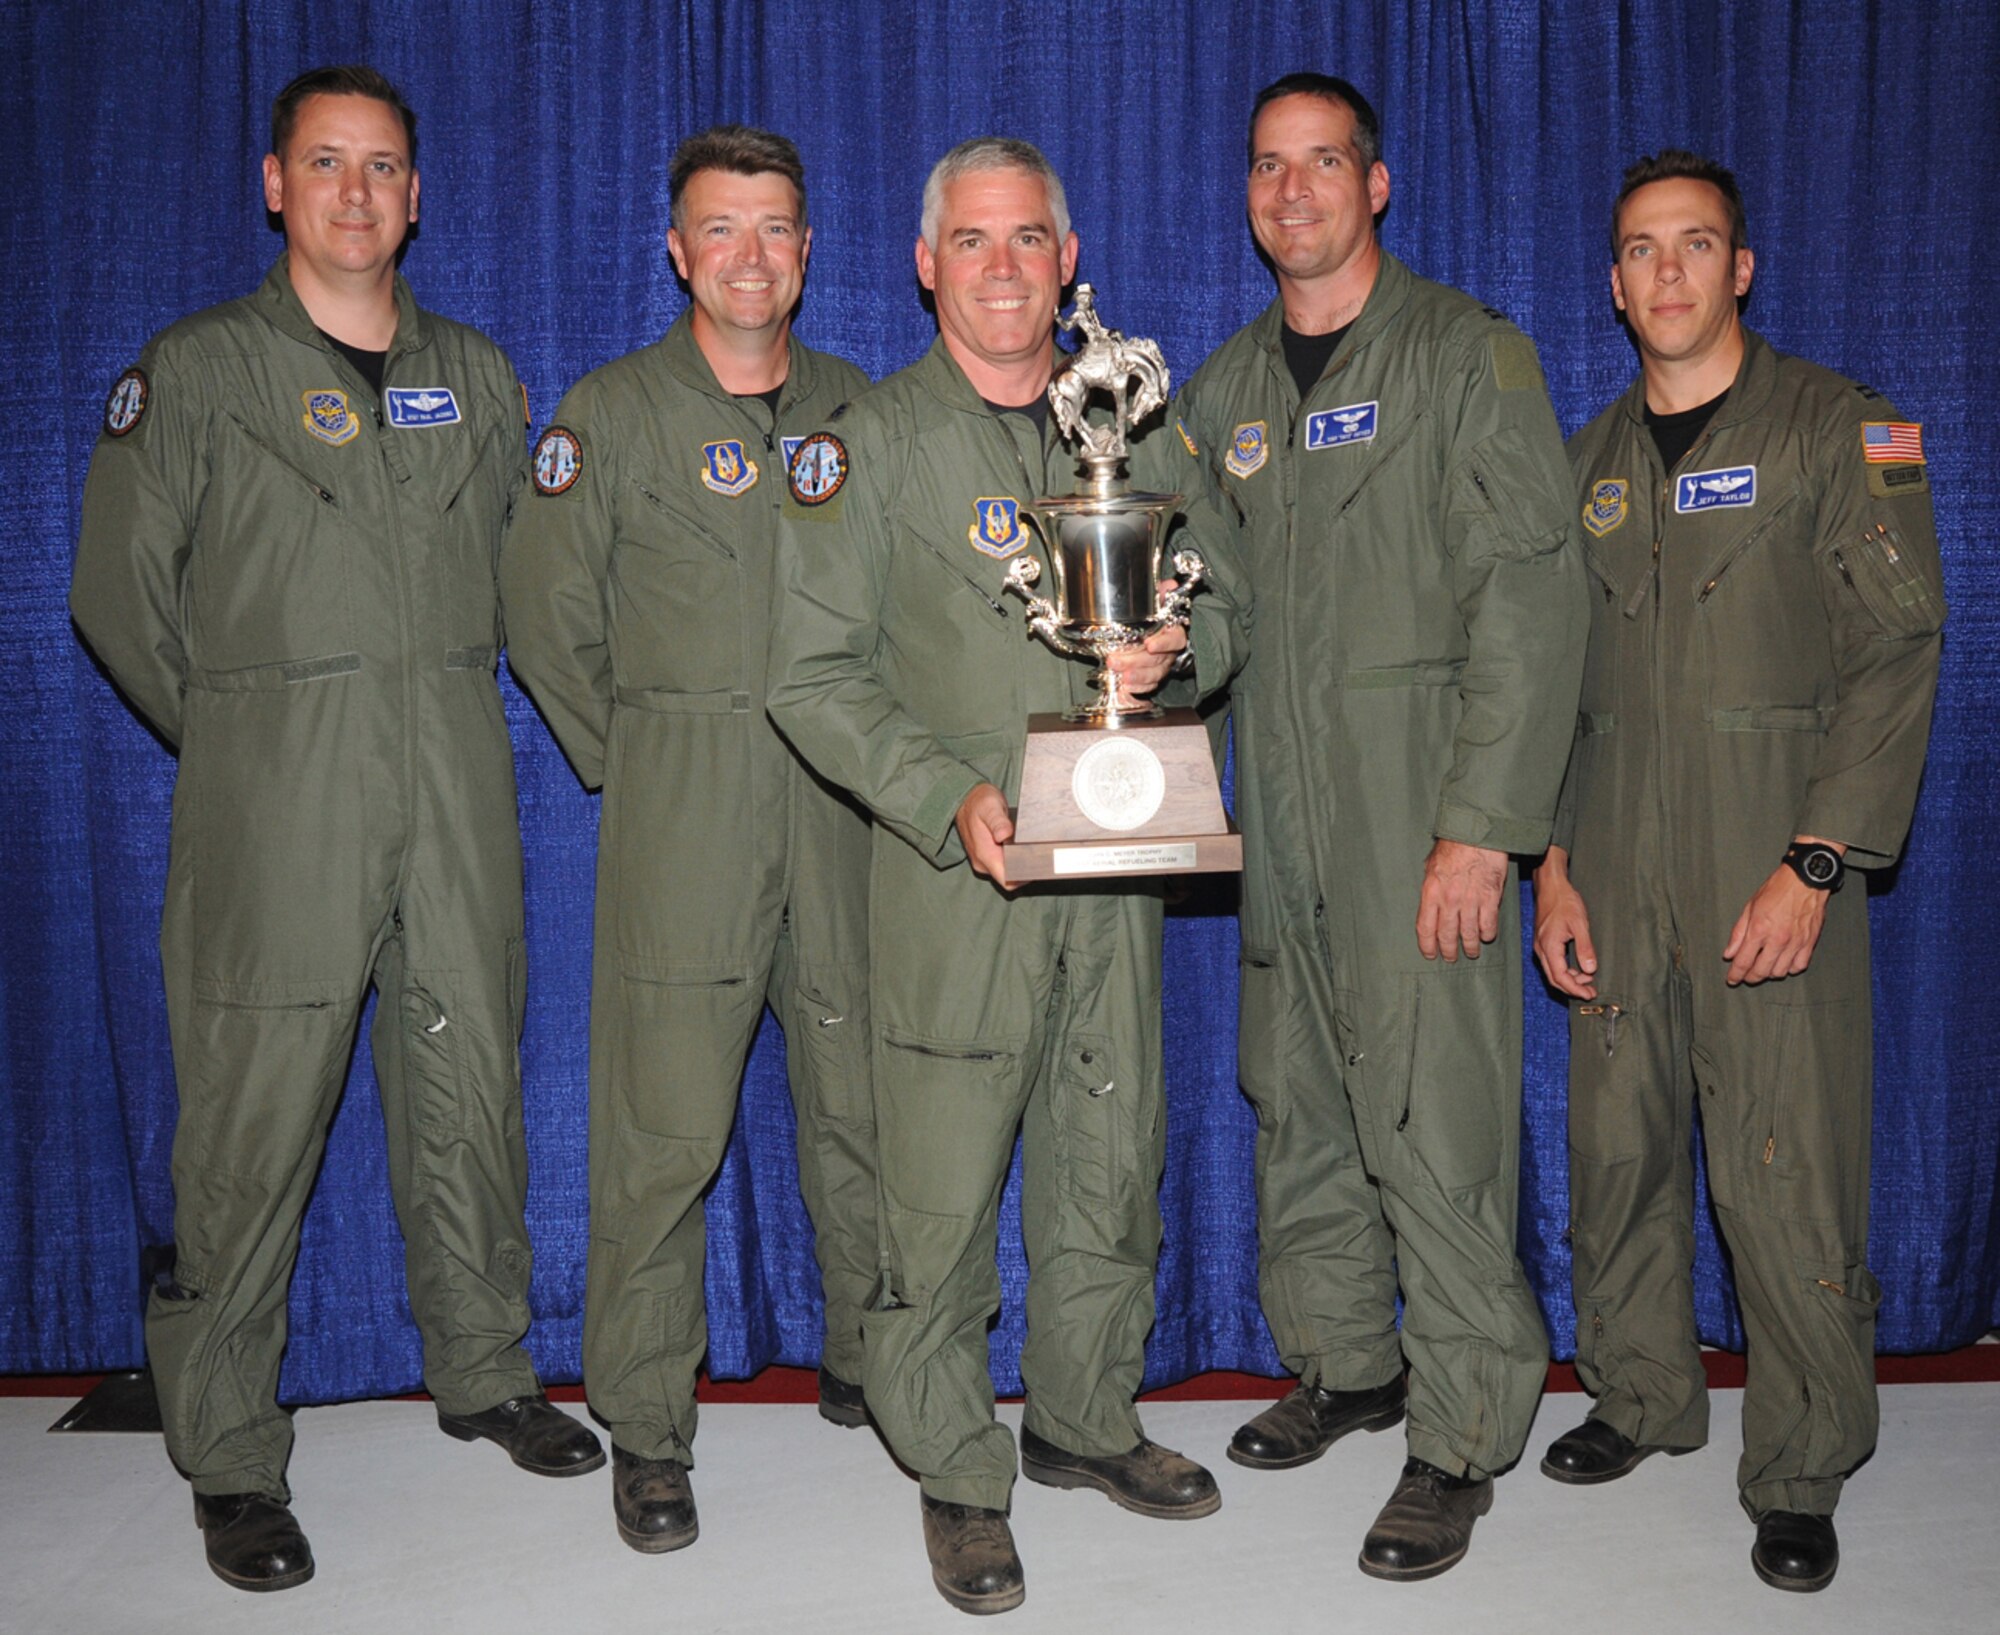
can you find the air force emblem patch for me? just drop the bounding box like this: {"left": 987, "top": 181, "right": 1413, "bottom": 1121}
{"left": 385, "top": 386, "right": 461, "bottom": 428}
{"left": 1675, "top": 465, "right": 1757, "bottom": 514}
{"left": 302, "top": 389, "right": 359, "bottom": 447}
{"left": 969, "top": 497, "right": 1030, "bottom": 558}
{"left": 700, "top": 439, "right": 759, "bottom": 497}
{"left": 104, "top": 366, "right": 149, "bottom": 436}
{"left": 1304, "top": 401, "right": 1378, "bottom": 450}
{"left": 533, "top": 426, "right": 584, "bottom": 495}
{"left": 1582, "top": 478, "right": 1629, "bottom": 538}
{"left": 788, "top": 433, "right": 848, "bottom": 505}
{"left": 1224, "top": 422, "right": 1268, "bottom": 478}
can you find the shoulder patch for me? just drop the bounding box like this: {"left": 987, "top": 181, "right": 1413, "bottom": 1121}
{"left": 1867, "top": 463, "right": 1928, "bottom": 500}
{"left": 533, "top": 425, "right": 585, "bottom": 495}
{"left": 1176, "top": 417, "right": 1199, "bottom": 458}
{"left": 1860, "top": 421, "right": 1924, "bottom": 465}
{"left": 1489, "top": 331, "right": 1544, "bottom": 393}
{"left": 1854, "top": 383, "right": 1883, "bottom": 401}
{"left": 789, "top": 432, "right": 848, "bottom": 505}
{"left": 104, "top": 366, "right": 149, "bottom": 436}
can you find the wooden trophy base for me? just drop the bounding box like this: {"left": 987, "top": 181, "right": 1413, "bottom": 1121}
{"left": 1002, "top": 708, "right": 1242, "bottom": 882}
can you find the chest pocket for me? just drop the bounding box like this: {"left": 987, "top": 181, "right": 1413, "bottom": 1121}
{"left": 193, "top": 412, "right": 352, "bottom": 675}
{"left": 612, "top": 472, "right": 743, "bottom": 695}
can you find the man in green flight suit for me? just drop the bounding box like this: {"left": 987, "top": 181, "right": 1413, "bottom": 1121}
{"left": 767, "top": 137, "right": 1250, "bottom": 1616}
{"left": 1175, "top": 74, "right": 1588, "bottom": 1579}
{"left": 499, "top": 127, "right": 878, "bottom": 1554}
{"left": 69, "top": 66, "right": 601, "bottom": 1594}
{"left": 1532, "top": 152, "right": 1945, "bottom": 1593}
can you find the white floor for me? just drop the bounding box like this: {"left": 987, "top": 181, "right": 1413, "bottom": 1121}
{"left": 2, "top": 1386, "right": 1991, "bottom": 1634}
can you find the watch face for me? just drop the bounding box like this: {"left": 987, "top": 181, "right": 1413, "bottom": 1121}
{"left": 1803, "top": 849, "right": 1840, "bottom": 886}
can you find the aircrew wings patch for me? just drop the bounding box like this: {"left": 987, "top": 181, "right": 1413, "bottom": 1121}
{"left": 788, "top": 432, "right": 848, "bottom": 505}
{"left": 103, "top": 367, "right": 148, "bottom": 436}
{"left": 533, "top": 425, "right": 584, "bottom": 495}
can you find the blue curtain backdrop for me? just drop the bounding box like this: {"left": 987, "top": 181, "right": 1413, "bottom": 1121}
{"left": 4, "top": 0, "right": 1995, "bottom": 1400}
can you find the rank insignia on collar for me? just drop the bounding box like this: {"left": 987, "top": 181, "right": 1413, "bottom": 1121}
{"left": 385, "top": 386, "right": 461, "bottom": 428}
{"left": 700, "top": 438, "right": 759, "bottom": 497}
{"left": 104, "top": 366, "right": 148, "bottom": 436}
{"left": 1674, "top": 464, "right": 1756, "bottom": 514}
{"left": 1225, "top": 421, "right": 1268, "bottom": 478}
{"left": 1304, "top": 401, "right": 1378, "bottom": 450}
{"left": 1176, "top": 418, "right": 1200, "bottom": 458}
{"left": 1582, "top": 478, "right": 1629, "bottom": 537}
{"left": 302, "top": 389, "right": 359, "bottom": 447}
{"left": 533, "top": 425, "right": 584, "bottom": 495}
{"left": 969, "top": 496, "right": 1029, "bottom": 557}
{"left": 789, "top": 432, "right": 848, "bottom": 505}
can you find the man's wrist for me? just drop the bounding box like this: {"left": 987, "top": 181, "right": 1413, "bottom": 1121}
{"left": 1781, "top": 840, "right": 1845, "bottom": 892}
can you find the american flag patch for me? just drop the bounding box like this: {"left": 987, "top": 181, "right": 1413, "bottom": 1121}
{"left": 1861, "top": 422, "right": 1924, "bottom": 464}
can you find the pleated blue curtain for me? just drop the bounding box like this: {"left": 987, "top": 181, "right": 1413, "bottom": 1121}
{"left": 4, "top": 0, "right": 1994, "bottom": 1396}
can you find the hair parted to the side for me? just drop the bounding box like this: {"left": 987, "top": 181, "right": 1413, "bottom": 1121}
{"left": 920, "top": 137, "right": 1071, "bottom": 250}
{"left": 271, "top": 65, "right": 417, "bottom": 164}
{"left": 1247, "top": 72, "right": 1382, "bottom": 169}
{"left": 669, "top": 125, "right": 808, "bottom": 232}
{"left": 1612, "top": 149, "right": 1748, "bottom": 258}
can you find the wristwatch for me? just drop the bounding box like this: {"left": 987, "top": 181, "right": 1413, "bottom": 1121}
{"left": 1782, "top": 841, "right": 1845, "bottom": 892}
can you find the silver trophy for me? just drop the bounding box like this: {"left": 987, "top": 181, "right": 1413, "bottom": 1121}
{"left": 1004, "top": 284, "right": 1205, "bottom": 723}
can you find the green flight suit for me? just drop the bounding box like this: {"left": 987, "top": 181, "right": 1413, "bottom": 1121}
{"left": 1556, "top": 331, "right": 1945, "bottom": 1519}
{"left": 766, "top": 339, "right": 1250, "bottom": 1511}
{"left": 70, "top": 257, "right": 543, "bottom": 1501}
{"left": 1178, "top": 252, "right": 1587, "bottom": 1479}
{"left": 498, "top": 314, "right": 877, "bottom": 1465}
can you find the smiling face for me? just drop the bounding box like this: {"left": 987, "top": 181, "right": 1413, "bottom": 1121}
{"left": 262, "top": 92, "right": 418, "bottom": 292}
{"left": 1611, "top": 176, "right": 1754, "bottom": 370}
{"left": 1246, "top": 92, "right": 1389, "bottom": 292}
{"left": 915, "top": 165, "right": 1078, "bottom": 393}
{"left": 667, "top": 167, "right": 811, "bottom": 343}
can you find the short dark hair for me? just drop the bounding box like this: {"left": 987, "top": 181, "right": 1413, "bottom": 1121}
{"left": 1611, "top": 150, "right": 1747, "bottom": 259}
{"left": 271, "top": 65, "right": 417, "bottom": 165}
{"left": 669, "top": 125, "right": 808, "bottom": 233}
{"left": 1248, "top": 73, "right": 1382, "bottom": 170}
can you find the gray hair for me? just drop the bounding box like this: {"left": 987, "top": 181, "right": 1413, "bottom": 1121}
{"left": 920, "top": 137, "right": 1071, "bottom": 250}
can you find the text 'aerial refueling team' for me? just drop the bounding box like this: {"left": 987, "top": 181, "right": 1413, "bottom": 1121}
{"left": 71, "top": 60, "right": 1944, "bottom": 1614}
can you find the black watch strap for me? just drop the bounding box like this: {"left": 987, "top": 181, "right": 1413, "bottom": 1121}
{"left": 1782, "top": 842, "right": 1845, "bottom": 892}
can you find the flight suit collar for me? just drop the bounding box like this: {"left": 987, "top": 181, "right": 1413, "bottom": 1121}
{"left": 253, "top": 253, "right": 430, "bottom": 360}
{"left": 1246, "top": 248, "right": 1415, "bottom": 400}
{"left": 657, "top": 307, "right": 822, "bottom": 413}
{"left": 1615, "top": 325, "right": 1779, "bottom": 437}
{"left": 909, "top": 333, "right": 1060, "bottom": 417}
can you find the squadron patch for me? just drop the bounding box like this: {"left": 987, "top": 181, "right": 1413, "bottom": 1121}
{"left": 1582, "top": 478, "right": 1629, "bottom": 538}
{"left": 533, "top": 425, "right": 584, "bottom": 495}
{"left": 699, "top": 438, "right": 759, "bottom": 497}
{"left": 1674, "top": 464, "right": 1756, "bottom": 514}
{"left": 1176, "top": 418, "right": 1200, "bottom": 458}
{"left": 788, "top": 432, "right": 848, "bottom": 505}
{"left": 969, "top": 496, "right": 1030, "bottom": 558}
{"left": 103, "top": 366, "right": 149, "bottom": 436}
{"left": 1304, "top": 401, "right": 1378, "bottom": 451}
{"left": 385, "top": 386, "right": 462, "bottom": 428}
{"left": 1224, "top": 421, "right": 1268, "bottom": 478}
{"left": 301, "top": 389, "right": 360, "bottom": 447}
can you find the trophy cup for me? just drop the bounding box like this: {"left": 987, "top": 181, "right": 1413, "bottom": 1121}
{"left": 998, "top": 285, "right": 1242, "bottom": 881}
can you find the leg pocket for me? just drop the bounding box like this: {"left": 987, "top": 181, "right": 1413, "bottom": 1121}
{"left": 1566, "top": 994, "right": 1651, "bottom": 1164}
{"left": 1050, "top": 1031, "right": 1154, "bottom": 1207}
{"left": 1236, "top": 948, "right": 1287, "bottom": 1122}
{"left": 612, "top": 967, "right": 761, "bottom": 1142}
{"left": 786, "top": 960, "right": 873, "bottom": 1128}
{"left": 1397, "top": 964, "right": 1513, "bottom": 1193}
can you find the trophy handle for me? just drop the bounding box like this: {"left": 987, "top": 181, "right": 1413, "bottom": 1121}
{"left": 1002, "top": 550, "right": 1094, "bottom": 660}
{"left": 1157, "top": 547, "right": 1206, "bottom": 625}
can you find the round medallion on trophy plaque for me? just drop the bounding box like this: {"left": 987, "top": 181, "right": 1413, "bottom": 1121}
{"left": 1070, "top": 736, "right": 1167, "bottom": 832}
